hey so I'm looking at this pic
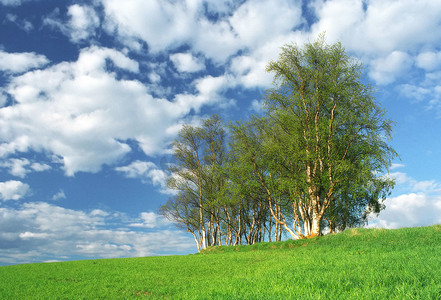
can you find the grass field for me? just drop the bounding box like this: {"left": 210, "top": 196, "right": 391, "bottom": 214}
{"left": 1, "top": 225, "right": 441, "bottom": 299}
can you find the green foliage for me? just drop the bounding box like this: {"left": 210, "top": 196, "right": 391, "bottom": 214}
{"left": 258, "top": 34, "right": 398, "bottom": 236}
{"left": 1, "top": 225, "right": 441, "bottom": 299}
{"left": 161, "top": 115, "right": 230, "bottom": 250}
{"left": 162, "top": 35, "right": 398, "bottom": 249}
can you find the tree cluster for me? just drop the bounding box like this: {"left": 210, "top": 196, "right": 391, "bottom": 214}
{"left": 159, "top": 36, "right": 397, "bottom": 252}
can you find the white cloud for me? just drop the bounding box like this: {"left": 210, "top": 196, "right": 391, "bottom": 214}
{"left": 0, "top": 202, "right": 194, "bottom": 265}
{"left": 67, "top": 5, "right": 100, "bottom": 43}
{"left": 102, "top": 0, "right": 199, "bottom": 53}
{"left": 0, "top": 51, "right": 49, "bottom": 74}
{"left": 192, "top": 18, "right": 240, "bottom": 64}
{"left": 398, "top": 80, "right": 441, "bottom": 116}
{"left": 230, "top": 0, "right": 303, "bottom": 48}
{"left": 1, "top": 46, "right": 208, "bottom": 176}
{"left": 310, "top": 0, "right": 365, "bottom": 45}
{"left": 388, "top": 171, "right": 441, "bottom": 194}
{"left": 30, "top": 162, "right": 51, "bottom": 172}
{"left": 43, "top": 5, "right": 100, "bottom": 43}
{"left": 368, "top": 193, "right": 441, "bottom": 229}
{"left": 0, "top": 180, "right": 30, "bottom": 201}
{"left": 101, "top": 0, "right": 305, "bottom": 67}
{"left": 194, "top": 0, "right": 304, "bottom": 66}
{"left": 5, "top": 13, "right": 34, "bottom": 32}
{"left": 0, "top": 158, "right": 51, "bottom": 178}
{"left": 116, "top": 160, "right": 155, "bottom": 178}
{"left": 195, "top": 75, "right": 230, "bottom": 98}
{"left": 172, "top": 74, "right": 236, "bottom": 115}
{"left": 148, "top": 72, "right": 161, "bottom": 83}
{"left": 369, "top": 51, "right": 413, "bottom": 85}
{"left": 129, "top": 212, "right": 171, "bottom": 228}
{"left": 250, "top": 99, "right": 264, "bottom": 112}
{"left": 5, "top": 158, "right": 29, "bottom": 178}
{"left": 416, "top": 51, "right": 441, "bottom": 71}
{"left": 0, "top": 0, "right": 26, "bottom": 6}
{"left": 229, "top": 32, "right": 304, "bottom": 88}
{"left": 307, "top": 0, "right": 441, "bottom": 94}
{"left": 369, "top": 169, "right": 441, "bottom": 229}
{"left": 170, "top": 53, "right": 205, "bottom": 73}
{"left": 399, "top": 84, "right": 432, "bottom": 103}
{"left": 116, "top": 160, "right": 169, "bottom": 192}
{"left": 51, "top": 189, "right": 66, "bottom": 201}
{"left": 311, "top": 0, "right": 441, "bottom": 55}
{"left": 19, "top": 232, "right": 50, "bottom": 240}
{"left": 389, "top": 163, "right": 405, "bottom": 170}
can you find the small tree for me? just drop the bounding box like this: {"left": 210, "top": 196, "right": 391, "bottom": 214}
{"left": 162, "top": 115, "right": 228, "bottom": 251}
{"left": 159, "top": 194, "right": 202, "bottom": 251}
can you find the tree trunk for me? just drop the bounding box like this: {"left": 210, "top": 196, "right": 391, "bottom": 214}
{"left": 310, "top": 213, "right": 321, "bottom": 238}
{"left": 190, "top": 231, "right": 201, "bottom": 253}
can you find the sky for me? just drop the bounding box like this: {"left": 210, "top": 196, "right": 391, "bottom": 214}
{"left": 1, "top": 0, "right": 441, "bottom": 266}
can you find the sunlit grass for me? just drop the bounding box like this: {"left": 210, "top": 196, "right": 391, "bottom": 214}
{"left": 1, "top": 225, "right": 441, "bottom": 299}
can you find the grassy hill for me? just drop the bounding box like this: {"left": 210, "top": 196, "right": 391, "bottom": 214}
{"left": 1, "top": 225, "right": 441, "bottom": 299}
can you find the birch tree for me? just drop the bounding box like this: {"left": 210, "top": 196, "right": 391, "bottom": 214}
{"left": 163, "top": 115, "right": 228, "bottom": 251}
{"left": 166, "top": 123, "right": 208, "bottom": 250}
{"left": 264, "top": 34, "right": 397, "bottom": 238}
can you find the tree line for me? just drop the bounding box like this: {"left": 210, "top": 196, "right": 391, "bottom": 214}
{"left": 159, "top": 36, "right": 397, "bottom": 252}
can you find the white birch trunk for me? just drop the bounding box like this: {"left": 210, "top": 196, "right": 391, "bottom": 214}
{"left": 311, "top": 213, "right": 321, "bottom": 237}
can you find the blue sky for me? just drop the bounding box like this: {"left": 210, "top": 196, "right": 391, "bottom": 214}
{"left": 1, "top": 0, "right": 441, "bottom": 265}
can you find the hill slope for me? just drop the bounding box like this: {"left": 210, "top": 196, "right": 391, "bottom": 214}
{"left": 1, "top": 226, "right": 441, "bottom": 299}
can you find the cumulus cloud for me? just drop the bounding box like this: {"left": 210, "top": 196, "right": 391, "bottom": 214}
{"left": 0, "top": 158, "right": 51, "bottom": 178}
{"left": 67, "top": 4, "right": 100, "bottom": 43}
{"left": 368, "top": 193, "right": 441, "bottom": 229}
{"left": 369, "top": 169, "right": 441, "bottom": 229}
{"left": 170, "top": 53, "right": 205, "bottom": 73}
{"left": 369, "top": 51, "right": 413, "bottom": 85}
{"left": 43, "top": 5, "right": 100, "bottom": 43}
{"left": 310, "top": 0, "right": 441, "bottom": 54}
{"left": 398, "top": 74, "right": 441, "bottom": 115}
{"left": 1, "top": 158, "right": 29, "bottom": 178}
{"left": 307, "top": 0, "right": 441, "bottom": 105}
{"left": 230, "top": 0, "right": 303, "bottom": 48}
{"left": 105, "top": 0, "right": 441, "bottom": 92}
{"left": 102, "top": 0, "right": 199, "bottom": 53}
{"left": 0, "top": 51, "right": 49, "bottom": 74}
{"left": 0, "top": 46, "right": 213, "bottom": 175}
{"left": 51, "top": 189, "right": 66, "bottom": 201}
{"left": 116, "top": 160, "right": 169, "bottom": 192}
{"left": 416, "top": 51, "right": 441, "bottom": 71}
{"left": 399, "top": 84, "right": 432, "bottom": 103}
{"left": 1, "top": 40, "right": 240, "bottom": 176}
{"left": 0, "top": 202, "right": 194, "bottom": 265}
{"left": 101, "top": 0, "right": 304, "bottom": 66}
{"left": 30, "top": 162, "right": 51, "bottom": 172}
{"left": 388, "top": 171, "right": 441, "bottom": 194}
{"left": 0, "top": 180, "right": 30, "bottom": 201}
{"left": 250, "top": 99, "right": 264, "bottom": 113}
{"left": 229, "top": 33, "right": 304, "bottom": 88}
{"left": 129, "top": 212, "right": 171, "bottom": 228}
{"left": 306, "top": 0, "right": 441, "bottom": 113}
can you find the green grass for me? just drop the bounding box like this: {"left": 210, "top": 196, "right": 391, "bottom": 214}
{"left": 1, "top": 225, "right": 441, "bottom": 299}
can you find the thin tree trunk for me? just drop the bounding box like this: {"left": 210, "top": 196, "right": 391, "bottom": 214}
{"left": 190, "top": 231, "right": 201, "bottom": 253}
